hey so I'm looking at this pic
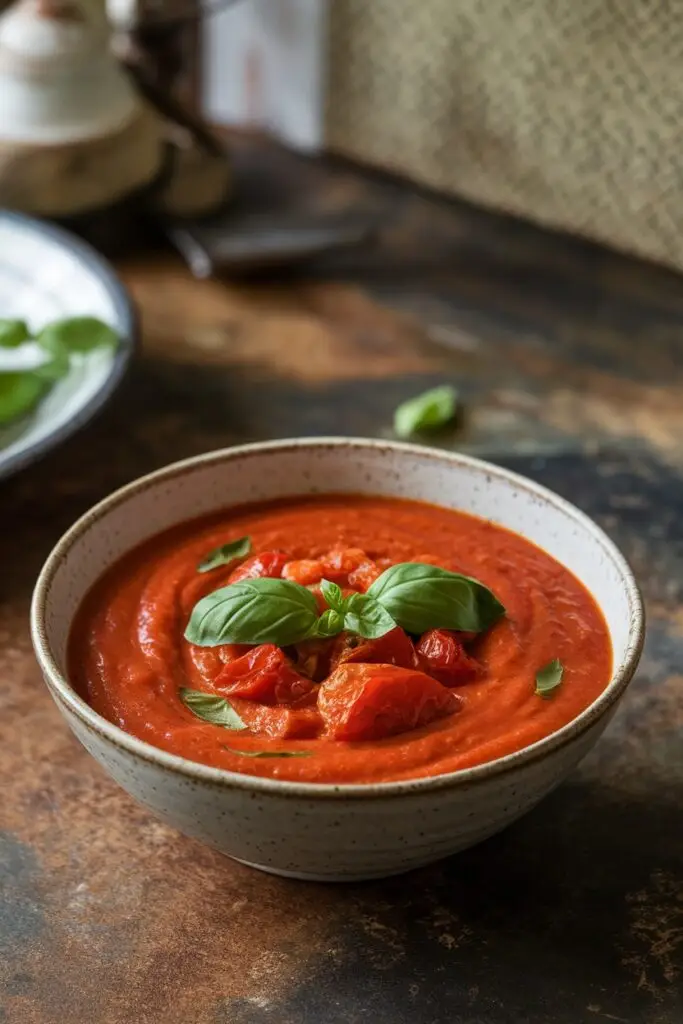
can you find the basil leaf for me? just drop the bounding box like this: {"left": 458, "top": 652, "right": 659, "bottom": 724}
{"left": 367, "top": 562, "right": 504, "bottom": 634}
{"left": 222, "top": 746, "right": 312, "bottom": 759}
{"left": 185, "top": 577, "right": 320, "bottom": 647}
{"left": 320, "top": 578, "right": 344, "bottom": 611}
{"left": 0, "top": 319, "right": 30, "bottom": 348}
{"left": 315, "top": 607, "right": 345, "bottom": 638}
{"left": 0, "top": 372, "right": 46, "bottom": 424}
{"left": 197, "top": 535, "right": 251, "bottom": 573}
{"left": 343, "top": 592, "right": 397, "bottom": 639}
{"left": 535, "top": 658, "right": 564, "bottom": 698}
{"left": 34, "top": 334, "right": 71, "bottom": 382}
{"left": 179, "top": 688, "right": 247, "bottom": 730}
{"left": 394, "top": 385, "right": 458, "bottom": 438}
{"left": 37, "top": 316, "right": 118, "bottom": 354}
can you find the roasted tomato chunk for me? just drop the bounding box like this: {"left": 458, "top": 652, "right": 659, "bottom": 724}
{"left": 347, "top": 560, "right": 380, "bottom": 591}
{"left": 320, "top": 547, "right": 368, "bottom": 585}
{"left": 330, "top": 627, "right": 418, "bottom": 672}
{"left": 318, "top": 663, "right": 461, "bottom": 741}
{"left": 416, "top": 629, "right": 482, "bottom": 686}
{"left": 235, "top": 702, "right": 323, "bottom": 739}
{"left": 214, "top": 644, "right": 315, "bottom": 704}
{"left": 228, "top": 551, "right": 288, "bottom": 584}
{"left": 282, "top": 558, "right": 324, "bottom": 586}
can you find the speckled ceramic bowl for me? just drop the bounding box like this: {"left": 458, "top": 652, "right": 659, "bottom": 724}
{"left": 31, "top": 439, "right": 644, "bottom": 881}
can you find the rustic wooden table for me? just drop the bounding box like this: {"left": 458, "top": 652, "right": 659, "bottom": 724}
{"left": 1, "top": 138, "right": 682, "bottom": 1024}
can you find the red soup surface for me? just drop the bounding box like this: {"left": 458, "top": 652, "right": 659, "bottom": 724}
{"left": 69, "top": 495, "right": 612, "bottom": 784}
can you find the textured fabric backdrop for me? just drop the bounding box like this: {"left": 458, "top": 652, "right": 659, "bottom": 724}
{"left": 326, "top": 0, "right": 683, "bottom": 270}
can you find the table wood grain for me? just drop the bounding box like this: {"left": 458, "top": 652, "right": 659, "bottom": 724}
{"left": 1, "top": 136, "right": 681, "bottom": 1024}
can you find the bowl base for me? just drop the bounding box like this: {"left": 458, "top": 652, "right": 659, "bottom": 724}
{"left": 230, "top": 854, "right": 427, "bottom": 883}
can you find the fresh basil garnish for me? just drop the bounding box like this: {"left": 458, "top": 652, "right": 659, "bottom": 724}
{"left": 0, "top": 319, "right": 30, "bottom": 348}
{"left": 185, "top": 577, "right": 321, "bottom": 647}
{"left": 221, "top": 747, "right": 312, "bottom": 758}
{"left": 367, "top": 562, "right": 504, "bottom": 634}
{"left": 394, "top": 385, "right": 458, "bottom": 438}
{"left": 315, "top": 607, "right": 345, "bottom": 638}
{"left": 342, "top": 591, "right": 396, "bottom": 639}
{"left": 179, "top": 688, "right": 247, "bottom": 729}
{"left": 34, "top": 334, "right": 71, "bottom": 382}
{"left": 197, "top": 535, "right": 252, "bottom": 573}
{"left": 535, "top": 659, "right": 564, "bottom": 698}
{"left": 37, "top": 316, "right": 118, "bottom": 354}
{"left": 0, "top": 372, "right": 46, "bottom": 424}
{"left": 320, "top": 578, "right": 344, "bottom": 611}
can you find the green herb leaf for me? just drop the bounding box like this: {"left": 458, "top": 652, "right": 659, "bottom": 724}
{"left": 185, "top": 577, "right": 320, "bottom": 647}
{"left": 0, "top": 319, "right": 30, "bottom": 348}
{"left": 221, "top": 746, "right": 312, "bottom": 759}
{"left": 320, "top": 578, "right": 344, "bottom": 611}
{"left": 535, "top": 658, "right": 564, "bottom": 698}
{"left": 315, "top": 607, "right": 345, "bottom": 638}
{"left": 34, "top": 334, "right": 71, "bottom": 382}
{"left": 342, "top": 592, "right": 397, "bottom": 639}
{"left": 394, "top": 385, "right": 458, "bottom": 438}
{"left": 37, "top": 316, "right": 118, "bottom": 354}
{"left": 197, "top": 535, "right": 252, "bottom": 573}
{"left": 179, "top": 688, "right": 247, "bottom": 729}
{"left": 0, "top": 371, "right": 46, "bottom": 425}
{"left": 367, "top": 562, "right": 504, "bottom": 634}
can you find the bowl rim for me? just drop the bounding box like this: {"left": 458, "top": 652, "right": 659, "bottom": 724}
{"left": 31, "top": 437, "right": 646, "bottom": 800}
{"left": 0, "top": 210, "right": 137, "bottom": 481}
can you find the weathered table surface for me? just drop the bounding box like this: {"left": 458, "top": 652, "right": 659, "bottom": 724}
{"left": 1, "top": 136, "right": 682, "bottom": 1024}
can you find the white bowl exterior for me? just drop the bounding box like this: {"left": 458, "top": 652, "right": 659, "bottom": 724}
{"left": 34, "top": 441, "right": 642, "bottom": 880}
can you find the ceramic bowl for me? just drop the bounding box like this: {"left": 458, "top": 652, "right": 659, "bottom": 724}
{"left": 31, "top": 440, "right": 644, "bottom": 881}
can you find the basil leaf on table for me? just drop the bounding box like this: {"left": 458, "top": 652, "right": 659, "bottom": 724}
{"left": 37, "top": 316, "right": 118, "bottom": 354}
{"left": 0, "top": 319, "right": 30, "bottom": 348}
{"left": 197, "top": 535, "right": 252, "bottom": 573}
{"left": 367, "top": 562, "right": 504, "bottom": 634}
{"left": 221, "top": 747, "right": 312, "bottom": 759}
{"left": 394, "top": 385, "right": 458, "bottom": 438}
{"left": 342, "top": 592, "right": 397, "bottom": 639}
{"left": 186, "top": 577, "right": 320, "bottom": 646}
{"left": 0, "top": 372, "right": 46, "bottom": 425}
{"left": 535, "top": 658, "right": 564, "bottom": 698}
{"left": 179, "top": 688, "right": 247, "bottom": 729}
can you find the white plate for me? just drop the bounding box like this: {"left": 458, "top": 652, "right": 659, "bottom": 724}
{"left": 0, "top": 211, "right": 135, "bottom": 481}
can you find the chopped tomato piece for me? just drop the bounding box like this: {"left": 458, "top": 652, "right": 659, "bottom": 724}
{"left": 234, "top": 701, "right": 323, "bottom": 739}
{"left": 318, "top": 663, "right": 461, "bottom": 741}
{"left": 282, "top": 558, "right": 324, "bottom": 586}
{"left": 416, "top": 629, "right": 482, "bottom": 686}
{"left": 214, "top": 644, "right": 315, "bottom": 704}
{"left": 292, "top": 637, "right": 335, "bottom": 682}
{"left": 228, "top": 551, "right": 289, "bottom": 584}
{"left": 330, "top": 627, "right": 418, "bottom": 672}
{"left": 347, "top": 560, "right": 380, "bottom": 591}
{"left": 320, "top": 547, "right": 368, "bottom": 584}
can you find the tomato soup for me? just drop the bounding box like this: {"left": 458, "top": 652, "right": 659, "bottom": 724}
{"left": 69, "top": 495, "right": 612, "bottom": 784}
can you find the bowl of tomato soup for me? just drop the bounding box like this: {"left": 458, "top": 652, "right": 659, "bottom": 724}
{"left": 31, "top": 439, "right": 643, "bottom": 881}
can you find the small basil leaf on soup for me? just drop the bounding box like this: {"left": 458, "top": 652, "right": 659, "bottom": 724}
{"left": 0, "top": 319, "right": 30, "bottom": 348}
{"left": 221, "top": 747, "right": 312, "bottom": 759}
{"left": 393, "top": 385, "right": 458, "bottom": 438}
{"left": 343, "top": 592, "right": 397, "bottom": 639}
{"left": 315, "top": 607, "right": 345, "bottom": 638}
{"left": 179, "top": 688, "right": 247, "bottom": 730}
{"left": 37, "top": 316, "right": 118, "bottom": 354}
{"left": 185, "top": 577, "right": 320, "bottom": 646}
{"left": 320, "top": 578, "right": 344, "bottom": 611}
{"left": 535, "top": 658, "right": 564, "bottom": 698}
{"left": 0, "top": 372, "right": 46, "bottom": 425}
{"left": 197, "top": 535, "right": 252, "bottom": 573}
{"left": 367, "top": 562, "right": 504, "bottom": 634}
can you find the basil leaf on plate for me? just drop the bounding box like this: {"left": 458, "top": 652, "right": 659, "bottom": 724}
{"left": 342, "top": 591, "right": 397, "bottom": 639}
{"left": 315, "top": 607, "right": 345, "bottom": 638}
{"left": 37, "top": 316, "right": 118, "bottom": 354}
{"left": 185, "top": 577, "right": 320, "bottom": 647}
{"left": 197, "top": 535, "right": 251, "bottom": 573}
{"left": 535, "top": 658, "right": 564, "bottom": 698}
{"left": 367, "top": 562, "right": 504, "bottom": 634}
{"left": 222, "top": 747, "right": 312, "bottom": 759}
{"left": 179, "top": 688, "right": 247, "bottom": 729}
{"left": 394, "top": 385, "right": 458, "bottom": 438}
{"left": 320, "top": 578, "right": 344, "bottom": 611}
{"left": 34, "top": 334, "right": 71, "bottom": 382}
{"left": 0, "top": 319, "right": 30, "bottom": 348}
{"left": 0, "top": 371, "right": 46, "bottom": 425}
